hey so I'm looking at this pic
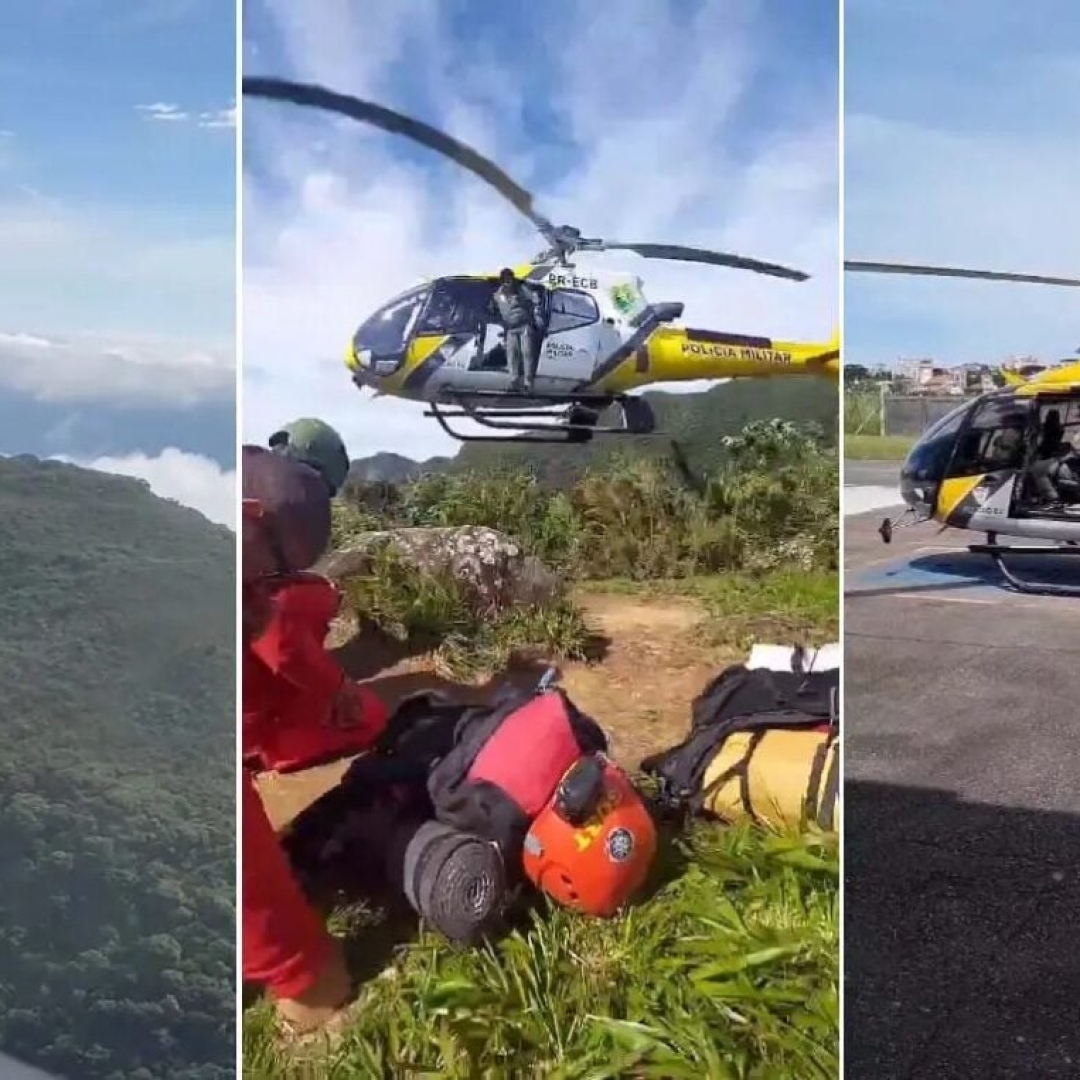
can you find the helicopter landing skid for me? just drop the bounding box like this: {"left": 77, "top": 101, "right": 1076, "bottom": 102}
{"left": 968, "top": 534, "right": 1080, "bottom": 598}
{"left": 426, "top": 393, "right": 657, "bottom": 445}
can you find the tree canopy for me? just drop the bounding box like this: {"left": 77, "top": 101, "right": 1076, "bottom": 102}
{"left": 0, "top": 457, "right": 234, "bottom": 1079}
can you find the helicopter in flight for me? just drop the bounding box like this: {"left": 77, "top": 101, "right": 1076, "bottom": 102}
{"left": 243, "top": 78, "right": 839, "bottom": 444}
{"left": 850, "top": 259, "right": 1080, "bottom": 596}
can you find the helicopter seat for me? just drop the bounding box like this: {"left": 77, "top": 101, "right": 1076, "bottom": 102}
{"left": 475, "top": 340, "right": 508, "bottom": 372}
{"left": 1053, "top": 457, "right": 1080, "bottom": 505}
{"left": 1026, "top": 410, "right": 1079, "bottom": 508}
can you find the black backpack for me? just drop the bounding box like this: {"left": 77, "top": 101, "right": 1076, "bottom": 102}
{"left": 641, "top": 661, "right": 839, "bottom": 819}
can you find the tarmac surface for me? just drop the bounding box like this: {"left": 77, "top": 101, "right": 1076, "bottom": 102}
{"left": 844, "top": 501, "right": 1080, "bottom": 1077}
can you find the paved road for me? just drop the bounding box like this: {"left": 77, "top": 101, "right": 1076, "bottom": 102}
{"left": 844, "top": 511, "right": 1080, "bottom": 1077}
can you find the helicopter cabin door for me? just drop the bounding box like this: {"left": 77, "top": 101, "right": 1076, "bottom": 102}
{"left": 410, "top": 278, "right": 496, "bottom": 385}
{"left": 942, "top": 393, "right": 1032, "bottom": 528}
{"left": 534, "top": 287, "right": 606, "bottom": 390}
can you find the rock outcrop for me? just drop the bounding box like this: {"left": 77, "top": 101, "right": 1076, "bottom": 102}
{"left": 319, "top": 526, "right": 561, "bottom": 613}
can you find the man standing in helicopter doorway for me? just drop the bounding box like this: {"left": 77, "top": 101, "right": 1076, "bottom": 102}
{"left": 488, "top": 268, "right": 544, "bottom": 393}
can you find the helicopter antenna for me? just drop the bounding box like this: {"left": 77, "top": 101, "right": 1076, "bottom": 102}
{"left": 243, "top": 76, "right": 809, "bottom": 282}
{"left": 846, "top": 260, "right": 1080, "bottom": 287}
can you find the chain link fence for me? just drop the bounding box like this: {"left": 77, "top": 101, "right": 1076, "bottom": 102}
{"left": 845, "top": 390, "right": 968, "bottom": 438}
{"left": 882, "top": 396, "right": 963, "bottom": 437}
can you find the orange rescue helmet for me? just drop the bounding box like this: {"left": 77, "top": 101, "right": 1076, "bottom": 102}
{"left": 522, "top": 755, "right": 657, "bottom": 917}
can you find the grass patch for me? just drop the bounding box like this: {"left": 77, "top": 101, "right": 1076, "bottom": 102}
{"left": 243, "top": 823, "right": 838, "bottom": 1079}
{"left": 694, "top": 572, "right": 838, "bottom": 650}
{"left": 586, "top": 569, "right": 839, "bottom": 650}
{"left": 844, "top": 434, "right": 914, "bottom": 461}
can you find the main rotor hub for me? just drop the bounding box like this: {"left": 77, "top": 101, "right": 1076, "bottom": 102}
{"left": 535, "top": 225, "right": 602, "bottom": 266}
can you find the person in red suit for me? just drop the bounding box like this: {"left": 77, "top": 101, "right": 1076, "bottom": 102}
{"left": 245, "top": 418, "right": 388, "bottom": 774}
{"left": 242, "top": 420, "right": 384, "bottom": 1033}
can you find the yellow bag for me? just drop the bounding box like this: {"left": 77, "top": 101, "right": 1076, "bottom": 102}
{"left": 699, "top": 728, "right": 838, "bottom": 833}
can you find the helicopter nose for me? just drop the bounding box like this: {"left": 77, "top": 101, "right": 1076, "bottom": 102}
{"left": 900, "top": 475, "right": 938, "bottom": 511}
{"left": 899, "top": 449, "right": 941, "bottom": 510}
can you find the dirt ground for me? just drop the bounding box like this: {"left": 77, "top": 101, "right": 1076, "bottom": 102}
{"left": 256, "top": 590, "right": 741, "bottom": 831}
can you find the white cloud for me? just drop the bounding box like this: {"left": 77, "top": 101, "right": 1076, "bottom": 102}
{"left": 136, "top": 102, "right": 190, "bottom": 122}
{"left": 242, "top": 1, "right": 839, "bottom": 461}
{"left": 0, "top": 130, "right": 14, "bottom": 138}
{"left": 0, "top": 329, "right": 234, "bottom": 405}
{"left": 136, "top": 100, "right": 235, "bottom": 129}
{"left": 198, "top": 105, "right": 236, "bottom": 129}
{"left": 59, "top": 448, "right": 236, "bottom": 528}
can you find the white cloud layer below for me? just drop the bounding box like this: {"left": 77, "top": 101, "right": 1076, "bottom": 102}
{"left": 56, "top": 448, "right": 236, "bottom": 529}
{"left": 0, "top": 329, "right": 234, "bottom": 406}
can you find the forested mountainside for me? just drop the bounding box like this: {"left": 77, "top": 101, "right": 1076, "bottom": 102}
{"left": 0, "top": 457, "right": 234, "bottom": 1079}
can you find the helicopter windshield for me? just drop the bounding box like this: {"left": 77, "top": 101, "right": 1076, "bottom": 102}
{"left": 949, "top": 395, "right": 1030, "bottom": 476}
{"left": 352, "top": 285, "right": 431, "bottom": 364}
{"left": 415, "top": 278, "right": 499, "bottom": 336}
{"left": 902, "top": 400, "right": 969, "bottom": 484}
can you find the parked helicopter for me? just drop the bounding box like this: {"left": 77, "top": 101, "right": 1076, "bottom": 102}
{"left": 243, "top": 78, "right": 839, "bottom": 444}
{"left": 849, "top": 259, "right": 1080, "bottom": 596}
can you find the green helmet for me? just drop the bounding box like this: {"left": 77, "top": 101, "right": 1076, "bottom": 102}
{"left": 268, "top": 418, "right": 351, "bottom": 496}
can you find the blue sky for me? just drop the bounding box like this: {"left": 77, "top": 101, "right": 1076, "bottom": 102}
{"left": 845, "top": 0, "right": 1080, "bottom": 368}
{"left": 242, "top": 0, "right": 839, "bottom": 460}
{"left": 0, "top": 0, "right": 235, "bottom": 524}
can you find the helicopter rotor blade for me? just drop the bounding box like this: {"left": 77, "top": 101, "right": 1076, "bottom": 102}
{"left": 601, "top": 241, "right": 809, "bottom": 281}
{"left": 244, "top": 78, "right": 808, "bottom": 281}
{"left": 242, "top": 77, "right": 557, "bottom": 240}
{"left": 846, "top": 260, "right": 1080, "bottom": 287}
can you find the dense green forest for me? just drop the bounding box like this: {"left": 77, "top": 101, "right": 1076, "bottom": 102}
{"left": 350, "top": 379, "right": 838, "bottom": 488}
{"left": 0, "top": 457, "right": 234, "bottom": 1079}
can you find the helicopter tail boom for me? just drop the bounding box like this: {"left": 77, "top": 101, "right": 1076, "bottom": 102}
{"left": 604, "top": 326, "right": 839, "bottom": 390}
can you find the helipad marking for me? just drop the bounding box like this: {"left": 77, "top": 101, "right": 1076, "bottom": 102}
{"left": 843, "top": 486, "right": 903, "bottom": 517}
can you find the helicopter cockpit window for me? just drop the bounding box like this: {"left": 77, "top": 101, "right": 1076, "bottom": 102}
{"left": 920, "top": 400, "right": 968, "bottom": 444}
{"left": 416, "top": 279, "right": 498, "bottom": 337}
{"left": 949, "top": 395, "right": 1030, "bottom": 476}
{"left": 352, "top": 286, "right": 430, "bottom": 364}
{"left": 547, "top": 289, "right": 599, "bottom": 334}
